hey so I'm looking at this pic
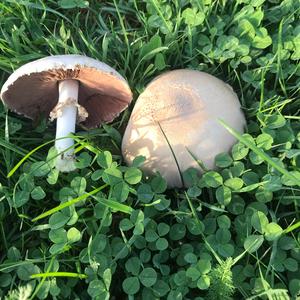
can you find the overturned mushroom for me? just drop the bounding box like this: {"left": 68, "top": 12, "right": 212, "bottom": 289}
{"left": 1, "top": 55, "right": 132, "bottom": 172}
{"left": 122, "top": 69, "right": 245, "bottom": 188}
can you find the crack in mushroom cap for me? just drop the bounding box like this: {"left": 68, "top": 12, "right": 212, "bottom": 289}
{"left": 122, "top": 69, "right": 246, "bottom": 188}
{"left": 0, "top": 55, "right": 132, "bottom": 128}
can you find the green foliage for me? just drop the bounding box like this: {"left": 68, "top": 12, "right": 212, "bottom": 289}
{"left": 0, "top": 0, "right": 300, "bottom": 299}
{"left": 58, "top": 0, "right": 89, "bottom": 9}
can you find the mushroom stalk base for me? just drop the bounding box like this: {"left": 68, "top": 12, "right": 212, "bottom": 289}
{"left": 54, "top": 79, "right": 79, "bottom": 172}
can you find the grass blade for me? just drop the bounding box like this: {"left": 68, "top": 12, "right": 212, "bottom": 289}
{"left": 30, "top": 272, "right": 87, "bottom": 279}
{"left": 7, "top": 136, "right": 81, "bottom": 178}
{"left": 96, "top": 198, "right": 133, "bottom": 214}
{"left": 7, "top": 139, "right": 55, "bottom": 178}
{"left": 32, "top": 184, "right": 108, "bottom": 222}
{"left": 283, "top": 221, "right": 300, "bottom": 234}
{"left": 0, "top": 138, "right": 39, "bottom": 161}
{"left": 29, "top": 256, "right": 55, "bottom": 300}
{"left": 185, "top": 192, "right": 222, "bottom": 264}
{"left": 157, "top": 121, "right": 184, "bottom": 187}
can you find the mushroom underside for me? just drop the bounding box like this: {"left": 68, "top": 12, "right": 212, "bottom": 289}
{"left": 1, "top": 68, "right": 131, "bottom": 128}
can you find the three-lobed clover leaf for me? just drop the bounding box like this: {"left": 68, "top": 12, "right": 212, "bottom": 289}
{"left": 186, "top": 259, "right": 211, "bottom": 290}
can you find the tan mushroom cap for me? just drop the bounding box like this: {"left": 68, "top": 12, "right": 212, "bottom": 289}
{"left": 122, "top": 69, "right": 246, "bottom": 188}
{"left": 0, "top": 55, "right": 132, "bottom": 128}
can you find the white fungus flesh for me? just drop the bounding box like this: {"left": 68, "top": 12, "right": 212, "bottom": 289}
{"left": 54, "top": 79, "right": 79, "bottom": 172}
{"left": 122, "top": 69, "right": 246, "bottom": 188}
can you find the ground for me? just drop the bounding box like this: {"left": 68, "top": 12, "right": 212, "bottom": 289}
{"left": 0, "top": 0, "right": 299, "bottom": 299}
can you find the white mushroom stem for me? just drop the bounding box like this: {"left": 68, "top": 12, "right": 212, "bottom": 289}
{"left": 54, "top": 79, "right": 79, "bottom": 172}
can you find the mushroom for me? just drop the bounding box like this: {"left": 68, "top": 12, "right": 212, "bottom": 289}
{"left": 1, "top": 55, "right": 132, "bottom": 172}
{"left": 122, "top": 69, "right": 245, "bottom": 188}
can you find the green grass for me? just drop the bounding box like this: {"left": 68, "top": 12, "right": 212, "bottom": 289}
{"left": 0, "top": 0, "right": 300, "bottom": 299}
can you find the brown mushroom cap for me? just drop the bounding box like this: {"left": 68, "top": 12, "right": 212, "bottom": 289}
{"left": 0, "top": 55, "right": 132, "bottom": 128}
{"left": 122, "top": 69, "right": 246, "bottom": 188}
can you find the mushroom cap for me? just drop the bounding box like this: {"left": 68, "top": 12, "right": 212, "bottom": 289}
{"left": 122, "top": 69, "right": 246, "bottom": 188}
{"left": 0, "top": 55, "right": 132, "bottom": 128}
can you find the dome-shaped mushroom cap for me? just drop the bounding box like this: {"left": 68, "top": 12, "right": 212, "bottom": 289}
{"left": 0, "top": 55, "right": 132, "bottom": 128}
{"left": 122, "top": 69, "right": 246, "bottom": 188}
